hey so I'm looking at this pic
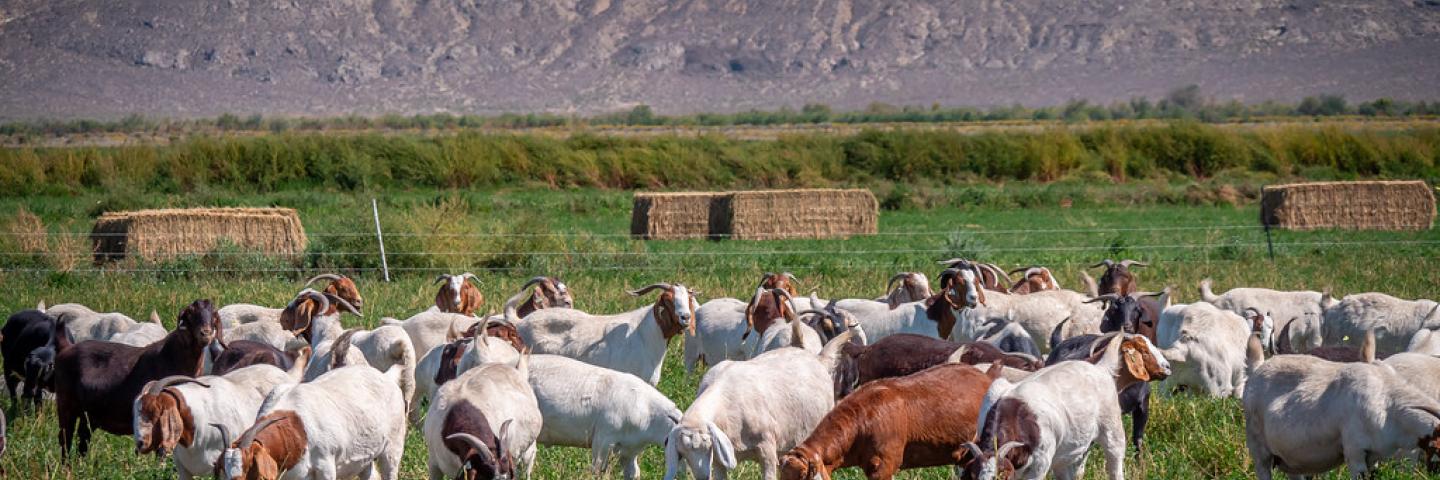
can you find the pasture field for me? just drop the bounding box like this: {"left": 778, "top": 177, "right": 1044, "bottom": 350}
{"left": 0, "top": 186, "right": 1438, "bottom": 479}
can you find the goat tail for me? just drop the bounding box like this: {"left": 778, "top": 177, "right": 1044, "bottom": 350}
{"left": 1245, "top": 333, "right": 1266, "bottom": 374}
{"left": 1199, "top": 278, "right": 1219, "bottom": 303}
{"left": 502, "top": 289, "right": 528, "bottom": 325}
{"left": 380, "top": 317, "right": 402, "bottom": 327}
{"left": 390, "top": 337, "right": 418, "bottom": 417}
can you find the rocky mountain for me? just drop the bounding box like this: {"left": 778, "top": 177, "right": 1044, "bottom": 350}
{"left": 1, "top": 0, "right": 1437, "bottom": 120}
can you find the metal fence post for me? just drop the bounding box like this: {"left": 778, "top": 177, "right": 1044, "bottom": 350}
{"left": 372, "top": 198, "right": 390, "bottom": 282}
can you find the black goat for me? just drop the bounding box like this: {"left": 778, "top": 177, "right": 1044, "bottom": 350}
{"left": 2, "top": 309, "right": 58, "bottom": 407}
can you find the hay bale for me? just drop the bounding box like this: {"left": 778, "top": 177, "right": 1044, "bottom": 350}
{"left": 92, "top": 207, "right": 308, "bottom": 262}
{"left": 725, "top": 189, "right": 879, "bottom": 240}
{"left": 1261, "top": 181, "right": 1435, "bottom": 231}
{"left": 630, "top": 192, "right": 727, "bottom": 240}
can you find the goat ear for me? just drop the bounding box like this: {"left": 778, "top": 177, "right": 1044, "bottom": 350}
{"left": 254, "top": 446, "right": 280, "bottom": 480}
{"left": 1122, "top": 342, "right": 1150, "bottom": 381}
{"left": 985, "top": 362, "right": 1004, "bottom": 380}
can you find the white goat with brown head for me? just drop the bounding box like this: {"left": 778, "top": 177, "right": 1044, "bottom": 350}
{"left": 515, "top": 282, "right": 697, "bottom": 385}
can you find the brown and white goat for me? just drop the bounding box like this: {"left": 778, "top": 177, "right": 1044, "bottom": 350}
{"left": 514, "top": 276, "right": 574, "bottom": 319}
{"left": 878, "top": 272, "right": 933, "bottom": 309}
{"left": 745, "top": 288, "right": 799, "bottom": 340}
{"left": 760, "top": 272, "right": 801, "bottom": 297}
{"left": 441, "top": 404, "right": 516, "bottom": 480}
{"left": 779, "top": 363, "right": 1002, "bottom": 480}
{"left": 1006, "top": 266, "right": 1061, "bottom": 295}
{"left": 277, "top": 289, "right": 362, "bottom": 344}
{"left": 938, "top": 258, "right": 1011, "bottom": 292}
{"left": 54, "top": 299, "right": 223, "bottom": 458}
{"left": 435, "top": 273, "right": 485, "bottom": 316}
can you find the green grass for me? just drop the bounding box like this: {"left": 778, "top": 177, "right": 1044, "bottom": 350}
{"left": 1, "top": 187, "right": 1438, "bottom": 479}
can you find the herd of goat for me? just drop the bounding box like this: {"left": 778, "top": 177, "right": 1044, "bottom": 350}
{"left": 1, "top": 261, "right": 1439, "bottom": 479}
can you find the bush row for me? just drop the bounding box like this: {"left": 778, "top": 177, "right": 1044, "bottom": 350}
{"left": 1, "top": 123, "right": 1436, "bottom": 196}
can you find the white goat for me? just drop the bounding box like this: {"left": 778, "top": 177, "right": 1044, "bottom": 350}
{"left": 109, "top": 311, "right": 168, "bottom": 347}
{"left": 750, "top": 316, "right": 823, "bottom": 357}
{"left": 424, "top": 355, "right": 542, "bottom": 480}
{"left": 529, "top": 354, "right": 680, "bottom": 480}
{"left": 515, "top": 282, "right": 696, "bottom": 385}
{"left": 1322, "top": 292, "right": 1440, "bottom": 354}
{"left": 665, "top": 328, "right": 857, "bottom": 480}
{"left": 302, "top": 315, "right": 417, "bottom": 418}
{"left": 1200, "top": 278, "right": 1330, "bottom": 352}
{"left": 413, "top": 329, "right": 522, "bottom": 425}
{"left": 381, "top": 309, "right": 481, "bottom": 368}
{"left": 132, "top": 354, "right": 308, "bottom": 480}
{"left": 1156, "top": 302, "right": 1252, "bottom": 398}
{"left": 686, "top": 297, "right": 749, "bottom": 374}
{"left": 215, "top": 364, "right": 407, "bottom": 480}
{"left": 45, "top": 303, "right": 141, "bottom": 342}
{"left": 1243, "top": 354, "right": 1440, "bottom": 479}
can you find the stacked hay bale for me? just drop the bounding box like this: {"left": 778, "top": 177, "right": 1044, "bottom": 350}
{"left": 92, "top": 207, "right": 307, "bottom": 262}
{"left": 1260, "top": 181, "right": 1435, "bottom": 231}
{"left": 631, "top": 189, "right": 878, "bottom": 240}
{"left": 721, "top": 189, "right": 879, "bottom": 240}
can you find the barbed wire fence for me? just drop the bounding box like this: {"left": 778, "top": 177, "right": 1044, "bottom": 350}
{"left": 0, "top": 221, "right": 1435, "bottom": 276}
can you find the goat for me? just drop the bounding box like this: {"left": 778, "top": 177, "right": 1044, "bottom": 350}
{"left": 778, "top": 361, "right": 1000, "bottom": 480}
{"left": 109, "top": 310, "right": 168, "bottom": 347}
{"left": 1150, "top": 302, "right": 1252, "bottom": 398}
{"left": 302, "top": 316, "right": 417, "bottom": 419}
{"left": 424, "top": 354, "right": 541, "bottom": 480}
{"left": 438, "top": 405, "right": 517, "bottom": 480}
{"left": 381, "top": 310, "right": 481, "bottom": 376}
{"left": 1322, "top": 292, "right": 1440, "bottom": 355}
{"left": 840, "top": 333, "right": 1042, "bottom": 392}
{"left": 1243, "top": 352, "right": 1440, "bottom": 479}
{"left": 1086, "top": 291, "right": 1166, "bottom": 342}
{"left": 275, "top": 288, "right": 362, "bottom": 345}
{"left": 515, "top": 282, "right": 696, "bottom": 385}
{"left": 2, "top": 308, "right": 57, "bottom": 407}
{"left": 1411, "top": 328, "right": 1440, "bottom": 355}
{"left": 1089, "top": 259, "right": 1145, "bottom": 295}
{"left": 959, "top": 332, "right": 1169, "bottom": 480}
{"left": 513, "top": 276, "right": 575, "bottom": 319}
{"left": 751, "top": 314, "right": 823, "bottom": 357}
{"left": 875, "top": 272, "right": 932, "bottom": 309}
{"left": 211, "top": 340, "right": 306, "bottom": 375}
{"left": 1382, "top": 352, "right": 1440, "bottom": 470}
{"left": 1199, "top": 278, "right": 1330, "bottom": 353}
{"left": 421, "top": 327, "right": 522, "bottom": 425}
{"left": 1006, "top": 266, "right": 1061, "bottom": 294}
{"left": 744, "top": 287, "right": 800, "bottom": 342}
{"left": 435, "top": 272, "right": 485, "bottom": 315}
{"left": 942, "top": 263, "right": 1104, "bottom": 353}
{"left": 685, "top": 297, "right": 749, "bottom": 374}
{"left": 132, "top": 354, "right": 309, "bottom": 479}
{"left": 1044, "top": 330, "right": 1172, "bottom": 453}
{"left": 973, "top": 317, "right": 1044, "bottom": 357}
{"left": 532, "top": 354, "right": 680, "bottom": 480}
{"left": 670, "top": 328, "right": 857, "bottom": 480}
{"left": 53, "top": 299, "right": 223, "bottom": 458}
{"left": 759, "top": 271, "right": 801, "bottom": 296}
{"left": 938, "top": 258, "right": 1012, "bottom": 292}
{"left": 44, "top": 303, "right": 142, "bottom": 343}
{"left": 217, "top": 274, "right": 364, "bottom": 327}
{"left": 214, "top": 363, "right": 407, "bottom": 480}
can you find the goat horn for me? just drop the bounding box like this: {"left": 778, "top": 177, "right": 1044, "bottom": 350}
{"left": 144, "top": 375, "right": 208, "bottom": 396}
{"left": 782, "top": 272, "right": 800, "bottom": 284}
{"left": 304, "top": 273, "right": 343, "bottom": 287}
{"left": 1137, "top": 291, "right": 1165, "bottom": 298}
{"left": 211, "top": 423, "right": 233, "bottom": 447}
{"left": 962, "top": 442, "right": 984, "bottom": 461}
{"left": 1008, "top": 265, "right": 1043, "bottom": 275}
{"left": 1244, "top": 307, "right": 1263, "bottom": 318}
{"left": 433, "top": 274, "right": 452, "bottom": 285}
{"left": 1119, "top": 260, "right": 1148, "bottom": 269}
{"left": 237, "top": 417, "right": 284, "bottom": 450}
{"left": 627, "top": 283, "right": 674, "bottom": 297}
{"left": 886, "top": 273, "right": 908, "bottom": 292}
{"left": 1089, "top": 259, "right": 1116, "bottom": 269}
{"left": 935, "top": 257, "right": 966, "bottom": 266}
{"left": 947, "top": 344, "right": 971, "bottom": 364}
{"left": 447, "top": 319, "right": 462, "bottom": 342}
{"left": 1084, "top": 294, "right": 1121, "bottom": 304}
{"left": 447, "top": 433, "right": 498, "bottom": 466}
{"left": 329, "top": 294, "right": 362, "bottom": 317}
{"left": 996, "top": 441, "right": 1026, "bottom": 460}
{"left": 460, "top": 272, "right": 482, "bottom": 287}
{"left": 519, "top": 276, "right": 548, "bottom": 292}
{"left": 288, "top": 289, "right": 328, "bottom": 334}
{"left": 1089, "top": 332, "right": 1124, "bottom": 357}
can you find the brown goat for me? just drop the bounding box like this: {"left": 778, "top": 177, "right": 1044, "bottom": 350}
{"left": 278, "top": 289, "right": 361, "bottom": 343}
{"left": 778, "top": 363, "right": 1001, "bottom": 480}
{"left": 212, "top": 411, "right": 307, "bottom": 480}
{"left": 53, "top": 299, "right": 223, "bottom": 458}
{"left": 744, "top": 288, "right": 798, "bottom": 340}
{"left": 305, "top": 274, "right": 364, "bottom": 315}
{"left": 760, "top": 272, "right": 801, "bottom": 296}
{"left": 1006, "top": 266, "right": 1060, "bottom": 294}
{"left": 514, "top": 276, "right": 574, "bottom": 319}
{"left": 1089, "top": 259, "right": 1146, "bottom": 296}
{"left": 435, "top": 273, "right": 485, "bottom": 316}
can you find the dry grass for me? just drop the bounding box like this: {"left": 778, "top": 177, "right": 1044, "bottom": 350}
{"left": 1261, "top": 180, "right": 1436, "bottom": 230}
{"left": 92, "top": 207, "right": 308, "bottom": 262}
